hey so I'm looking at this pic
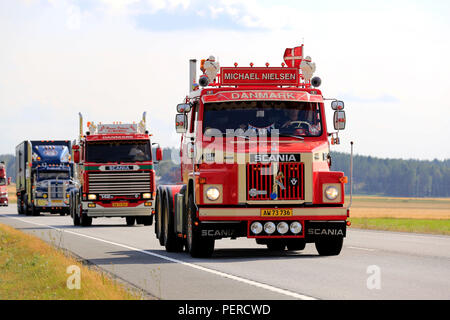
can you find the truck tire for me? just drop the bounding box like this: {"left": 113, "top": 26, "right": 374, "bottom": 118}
{"left": 126, "top": 217, "right": 136, "bottom": 226}
{"left": 31, "top": 203, "right": 40, "bottom": 216}
{"left": 186, "top": 193, "right": 214, "bottom": 258}
{"left": 24, "top": 195, "right": 31, "bottom": 216}
{"left": 80, "top": 212, "right": 92, "bottom": 227}
{"left": 315, "top": 237, "right": 343, "bottom": 256}
{"left": 155, "top": 191, "right": 165, "bottom": 246}
{"left": 286, "top": 239, "right": 306, "bottom": 251}
{"left": 17, "top": 196, "right": 24, "bottom": 215}
{"left": 142, "top": 216, "right": 153, "bottom": 226}
{"left": 266, "top": 240, "right": 286, "bottom": 251}
{"left": 163, "top": 193, "right": 184, "bottom": 252}
{"left": 73, "top": 195, "right": 81, "bottom": 226}
{"left": 73, "top": 209, "right": 80, "bottom": 226}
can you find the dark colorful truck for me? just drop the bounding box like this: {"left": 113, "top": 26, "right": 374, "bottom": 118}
{"left": 154, "top": 44, "right": 350, "bottom": 257}
{"left": 15, "top": 140, "right": 76, "bottom": 215}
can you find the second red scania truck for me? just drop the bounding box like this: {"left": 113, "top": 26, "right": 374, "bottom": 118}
{"left": 70, "top": 113, "right": 161, "bottom": 226}
{"left": 155, "top": 45, "right": 350, "bottom": 257}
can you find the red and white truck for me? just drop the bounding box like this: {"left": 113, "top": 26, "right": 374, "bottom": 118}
{"left": 0, "top": 162, "right": 10, "bottom": 206}
{"left": 69, "top": 113, "right": 161, "bottom": 226}
{"left": 155, "top": 45, "right": 350, "bottom": 257}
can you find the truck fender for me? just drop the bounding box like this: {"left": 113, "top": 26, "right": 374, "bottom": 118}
{"left": 163, "top": 185, "right": 184, "bottom": 233}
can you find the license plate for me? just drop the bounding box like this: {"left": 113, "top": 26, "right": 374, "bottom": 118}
{"left": 37, "top": 200, "right": 48, "bottom": 206}
{"left": 52, "top": 200, "right": 63, "bottom": 204}
{"left": 261, "top": 208, "right": 293, "bottom": 217}
{"left": 112, "top": 202, "right": 128, "bottom": 207}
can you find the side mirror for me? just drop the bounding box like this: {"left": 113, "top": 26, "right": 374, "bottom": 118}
{"left": 177, "top": 103, "right": 191, "bottom": 113}
{"left": 331, "top": 100, "right": 345, "bottom": 110}
{"left": 175, "top": 114, "right": 188, "bottom": 134}
{"left": 333, "top": 110, "right": 346, "bottom": 130}
{"left": 73, "top": 150, "right": 80, "bottom": 164}
{"left": 156, "top": 147, "right": 163, "bottom": 162}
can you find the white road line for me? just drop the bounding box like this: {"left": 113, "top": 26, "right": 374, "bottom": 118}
{"left": 1, "top": 214, "right": 318, "bottom": 300}
{"left": 346, "top": 246, "right": 376, "bottom": 252}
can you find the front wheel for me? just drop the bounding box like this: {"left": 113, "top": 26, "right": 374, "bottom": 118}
{"left": 126, "top": 217, "right": 136, "bottom": 226}
{"left": 73, "top": 202, "right": 81, "bottom": 226}
{"left": 315, "top": 237, "right": 343, "bottom": 256}
{"left": 266, "top": 240, "right": 286, "bottom": 251}
{"left": 186, "top": 193, "right": 214, "bottom": 258}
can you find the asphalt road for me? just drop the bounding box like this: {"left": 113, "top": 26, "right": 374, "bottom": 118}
{"left": 1, "top": 206, "right": 449, "bottom": 300}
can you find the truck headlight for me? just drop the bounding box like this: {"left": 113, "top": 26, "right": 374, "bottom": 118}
{"left": 205, "top": 187, "right": 220, "bottom": 201}
{"left": 142, "top": 193, "right": 151, "bottom": 199}
{"left": 88, "top": 194, "right": 97, "bottom": 201}
{"left": 43, "top": 193, "right": 48, "bottom": 199}
{"left": 324, "top": 186, "right": 339, "bottom": 200}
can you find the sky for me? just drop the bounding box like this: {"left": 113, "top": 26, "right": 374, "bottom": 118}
{"left": 0, "top": 0, "right": 449, "bottom": 160}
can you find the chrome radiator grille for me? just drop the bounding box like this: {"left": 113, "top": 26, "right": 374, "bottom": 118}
{"left": 246, "top": 162, "right": 304, "bottom": 201}
{"left": 87, "top": 171, "right": 153, "bottom": 197}
{"left": 50, "top": 183, "right": 64, "bottom": 199}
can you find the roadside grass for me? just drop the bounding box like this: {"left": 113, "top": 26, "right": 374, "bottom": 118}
{"left": 344, "top": 196, "right": 450, "bottom": 235}
{"left": 0, "top": 223, "right": 144, "bottom": 300}
{"left": 349, "top": 217, "right": 450, "bottom": 236}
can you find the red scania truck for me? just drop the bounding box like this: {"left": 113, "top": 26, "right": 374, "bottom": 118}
{"left": 69, "top": 113, "right": 161, "bottom": 226}
{"left": 155, "top": 45, "right": 350, "bottom": 257}
{"left": 0, "top": 162, "right": 10, "bottom": 206}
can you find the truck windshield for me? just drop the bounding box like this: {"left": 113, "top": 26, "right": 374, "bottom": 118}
{"left": 0, "top": 177, "right": 5, "bottom": 185}
{"left": 86, "top": 140, "right": 151, "bottom": 163}
{"left": 202, "top": 101, "right": 322, "bottom": 137}
{"left": 38, "top": 171, "right": 70, "bottom": 181}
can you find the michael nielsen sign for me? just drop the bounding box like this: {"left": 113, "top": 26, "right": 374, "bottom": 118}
{"left": 221, "top": 67, "right": 298, "bottom": 86}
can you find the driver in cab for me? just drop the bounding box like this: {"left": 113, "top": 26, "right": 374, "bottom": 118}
{"left": 280, "top": 104, "right": 321, "bottom": 136}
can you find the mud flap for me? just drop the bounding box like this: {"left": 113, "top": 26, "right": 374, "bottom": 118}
{"left": 304, "top": 221, "right": 346, "bottom": 243}
{"left": 199, "top": 221, "right": 248, "bottom": 239}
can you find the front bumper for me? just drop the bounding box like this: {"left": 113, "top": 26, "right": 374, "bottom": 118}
{"left": 195, "top": 207, "right": 347, "bottom": 240}
{"left": 82, "top": 201, "right": 154, "bottom": 217}
{"left": 35, "top": 199, "right": 69, "bottom": 208}
{"left": 198, "top": 207, "right": 348, "bottom": 220}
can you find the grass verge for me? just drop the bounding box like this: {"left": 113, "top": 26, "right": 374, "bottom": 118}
{"left": 0, "top": 223, "right": 143, "bottom": 300}
{"left": 349, "top": 217, "right": 450, "bottom": 236}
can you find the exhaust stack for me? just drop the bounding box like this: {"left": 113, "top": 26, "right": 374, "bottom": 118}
{"left": 78, "top": 113, "right": 83, "bottom": 139}
{"left": 189, "top": 59, "right": 197, "bottom": 93}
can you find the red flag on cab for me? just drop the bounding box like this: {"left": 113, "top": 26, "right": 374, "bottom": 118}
{"left": 283, "top": 45, "right": 304, "bottom": 68}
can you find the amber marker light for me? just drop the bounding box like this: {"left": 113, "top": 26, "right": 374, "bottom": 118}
{"left": 340, "top": 176, "right": 348, "bottom": 183}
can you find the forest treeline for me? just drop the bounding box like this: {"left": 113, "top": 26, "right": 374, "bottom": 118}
{"left": 2, "top": 150, "right": 449, "bottom": 197}
{"left": 330, "top": 152, "right": 450, "bottom": 197}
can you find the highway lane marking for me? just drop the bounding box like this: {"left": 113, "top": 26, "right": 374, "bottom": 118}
{"left": 346, "top": 246, "right": 376, "bottom": 252}
{"left": 0, "top": 214, "right": 318, "bottom": 300}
